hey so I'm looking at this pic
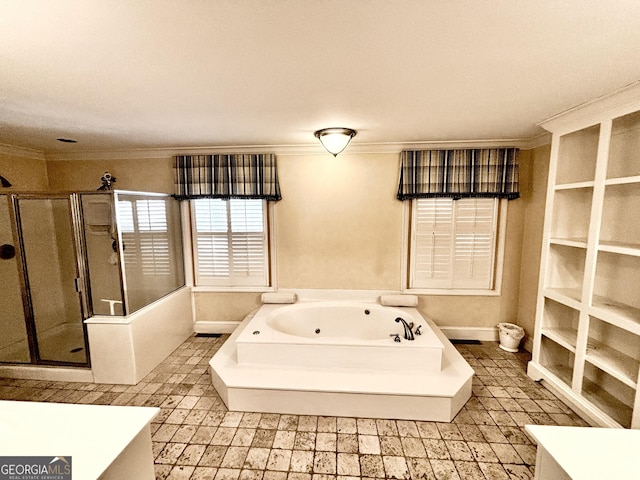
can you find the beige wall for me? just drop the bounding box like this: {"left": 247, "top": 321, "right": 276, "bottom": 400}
{"left": 1, "top": 144, "right": 553, "bottom": 346}
{"left": 275, "top": 153, "right": 403, "bottom": 290}
{"left": 193, "top": 147, "right": 550, "bottom": 330}
{"left": 46, "top": 157, "right": 174, "bottom": 193}
{"left": 516, "top": 144, "right": 551, "bottom": 339}
{"left": 0, "top": 149, "right": 48, "bottom": 191}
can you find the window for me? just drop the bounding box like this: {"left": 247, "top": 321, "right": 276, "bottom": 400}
{"left": 116, "top": 199, "right": 171, "bottom": 276}
{"left": 408, "top": 197, "right": 502, "bottom": 292}
{"left": 192, "top": 198, "right": 269, "bottom": 287}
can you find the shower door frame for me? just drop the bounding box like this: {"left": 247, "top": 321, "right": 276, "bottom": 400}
{"left": 1, "top": 194, "right": 37, "bottom": 364}
{"left": 80, "top": 191, "right": 128, "bottom": 318}
{"left": 10, "top": 193, "right": 92, "bottom": 367}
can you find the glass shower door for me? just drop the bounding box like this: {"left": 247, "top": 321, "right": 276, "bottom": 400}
{"left": 0, "top": 195, "right": 30, "bottom": 363}
{"left": 16, "top": 196, "right": 89, "bottom": 365}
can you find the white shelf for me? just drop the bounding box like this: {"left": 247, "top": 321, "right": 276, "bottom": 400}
{"left": 598, "top": 241, "right": 640, "bottom": 257}
{"left": 591, "top": 296, "right": 640, "bottom": 335}
{"left": 542, "top": 328, "right": 577, "bottom": 352}
{"left": 555, "top": 181, "right": 595, "bottom": 190}
{"left": 605, "top": 175, "right": 640, "bottom": 186}
{"left": 586, "top": 339, "right": 639, "bottom": 388}
{"left": 582, "top": 376, "right": 634, "bottom": 428}
{"left": 532, "top": 86, "right": 640, "bottom": 430}
{"left": 543, "top": 288, "right": 582, "bottom": 307}
{"left": 546, "top": 364, "right": 574, "bottom": 387}
{"left": 550, "top": 237, "right": 588, "bottom": 248}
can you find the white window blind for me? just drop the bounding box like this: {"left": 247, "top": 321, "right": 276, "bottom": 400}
{"left": 192, "top": 198, "right": 268, "bottom": 287}
{"left": 116, "top": 199, "right": 171, "bottom": 276}
{"left": 410, "top": 197, "right": 498, "bottom": 290}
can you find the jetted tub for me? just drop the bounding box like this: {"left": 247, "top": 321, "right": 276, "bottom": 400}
{"left": 235, "top": 301, "right": 445, "bottom": 371}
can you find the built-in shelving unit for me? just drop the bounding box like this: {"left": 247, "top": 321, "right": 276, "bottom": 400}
{"left": 528, "top": 83, "right": 640, "bottom": 429}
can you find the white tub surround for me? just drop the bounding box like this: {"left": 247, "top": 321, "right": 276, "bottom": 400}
{"left": 210, "top": 301, "right": 473, "bottom": 422}
{"left": 86, "top": 286, "right": 193, "bottom": 384}
{"left": 0, "top": 401, "right": 158, "bottom": 480}
{"left": 236, "top": 302, "right": 443, "bottom": 371}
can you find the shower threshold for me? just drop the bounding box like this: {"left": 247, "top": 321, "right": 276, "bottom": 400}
{"left": 0, "top": 322, "right": 88, "bottom": 365}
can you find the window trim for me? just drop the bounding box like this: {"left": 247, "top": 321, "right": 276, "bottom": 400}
{"left": 401, "top": 198, "right": 507, "bottom": 296}
{"left": 186, "top": 198, "right": 277, "bottom": 292}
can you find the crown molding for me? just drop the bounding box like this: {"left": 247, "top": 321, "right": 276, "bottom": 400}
{"left": 538, "top": 80, "right": 640, "bottom": 134}
{"left": 0, "top": 143, "right": 45, "bottom": 160}
{"left": 43, "top": 137, "right": 543, "bottom": 161}
{"left": 519, "top": 132, "right": 552, "bottom": 150}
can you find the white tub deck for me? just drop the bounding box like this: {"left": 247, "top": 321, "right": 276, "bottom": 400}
{"left": 210, "top": 305, "right": 473, "bottom": 422}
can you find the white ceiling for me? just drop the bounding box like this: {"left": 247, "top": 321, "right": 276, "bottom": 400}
{"left": 2, "top": 1, "right": 640, "bottom": 154}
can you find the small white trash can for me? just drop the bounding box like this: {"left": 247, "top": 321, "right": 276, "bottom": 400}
{"left": 497, "top": 323, "right": 524, "bottom": 352}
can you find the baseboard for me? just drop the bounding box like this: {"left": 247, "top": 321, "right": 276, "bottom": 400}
{"left": 195, "top": 322, "right": 515, "bottom": 346}
{"left": 440, "top": 326, "right": 499, "bottom": 342}
{"left": 194, "top": 321, "right": 241, "bottom": 334}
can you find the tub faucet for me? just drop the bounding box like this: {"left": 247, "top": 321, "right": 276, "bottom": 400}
{"left": 395, "top": 317, "right": 415, "bottom": 341}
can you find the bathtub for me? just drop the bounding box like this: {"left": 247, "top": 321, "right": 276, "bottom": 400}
{"left": 211, "top": 297, "right": 474, "bottom": 421}
{"left": 235, "top": 301, "right": 444, "bottom": 371}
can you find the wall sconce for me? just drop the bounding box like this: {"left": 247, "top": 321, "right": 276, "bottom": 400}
{"left": 314, "top": 128, "right": 357, "bottom": 156}
{"left": 0, "top": 175, "right": 12, "bottom": 188}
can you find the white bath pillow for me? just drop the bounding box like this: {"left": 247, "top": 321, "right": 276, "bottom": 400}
{"left": 261, "top": 292, "right": 297, "bottom": 304}
{"left": 379, "top": 294, "right": 419, "bottom": 307}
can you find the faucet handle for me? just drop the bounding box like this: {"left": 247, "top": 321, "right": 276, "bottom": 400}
{"left": 415, "top": 325, "right": 422, "bottom": 335}
{"left": 389, "top": 333, "right": 401, "bottom": 343}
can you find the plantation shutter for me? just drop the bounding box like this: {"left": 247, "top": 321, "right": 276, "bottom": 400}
{"left": 116, "top": 199, "right": 170, "bottom": 276}
{"left": 452, "top": 198, "right": 497, "bottom": 289}
{"left": 410, "top": 198, "right": 497, "bottom": 289}
{"left": 116, "top": 200, "right": 138, "bottom": 268}
{"left": 193, "top": 198, "right": 268, "bottom": 286}
{"left": 135, "top": 200, "right": 170, "bottom": 275}
{"left": 411, "top": 198, "right": 454, "bottom": 289}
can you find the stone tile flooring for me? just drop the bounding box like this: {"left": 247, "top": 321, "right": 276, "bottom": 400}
{"left": 0, "top": 335, "right": 589, "bottom": 479}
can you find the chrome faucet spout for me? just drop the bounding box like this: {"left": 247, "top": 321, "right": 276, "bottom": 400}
{"left": 395, "top": 317, "right": 415, "bottom": 341}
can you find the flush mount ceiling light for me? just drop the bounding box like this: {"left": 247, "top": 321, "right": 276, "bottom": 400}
{"left": 314, "top": 127, "right": 357, "bottom": 156}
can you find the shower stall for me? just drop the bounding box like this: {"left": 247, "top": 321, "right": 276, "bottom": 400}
{"left": 0, "top": 191, "right": 186, "bottom": 370}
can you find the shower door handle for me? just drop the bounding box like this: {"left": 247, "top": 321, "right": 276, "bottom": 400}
{"left": 74, "top": 277, "right": 81, "bottom": 293}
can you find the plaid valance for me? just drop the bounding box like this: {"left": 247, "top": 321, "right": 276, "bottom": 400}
{"left": 397, "top": 148, "right": 520, "bottom": 200}
{"left": 174, "top": 154, "right": 281, "bottom": 201}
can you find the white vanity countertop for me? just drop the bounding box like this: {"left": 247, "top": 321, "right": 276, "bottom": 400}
{"left": 0, "top": 400, "right": 158, "bottom": 479}
{"left": 525, "top": 424, "right": 639, "bottom": 479}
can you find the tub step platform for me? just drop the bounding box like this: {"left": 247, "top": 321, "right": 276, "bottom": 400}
{"left": 209, "top": 312, "right": 473, "bottom": 422}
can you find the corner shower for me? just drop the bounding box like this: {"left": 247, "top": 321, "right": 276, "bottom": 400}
{"left": 0, "top": 191, "right": 184, "bottom": 368}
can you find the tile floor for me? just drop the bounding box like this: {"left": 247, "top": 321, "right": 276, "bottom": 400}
{"left": 0, "top": 335, "right": 589, "bottom": 479}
